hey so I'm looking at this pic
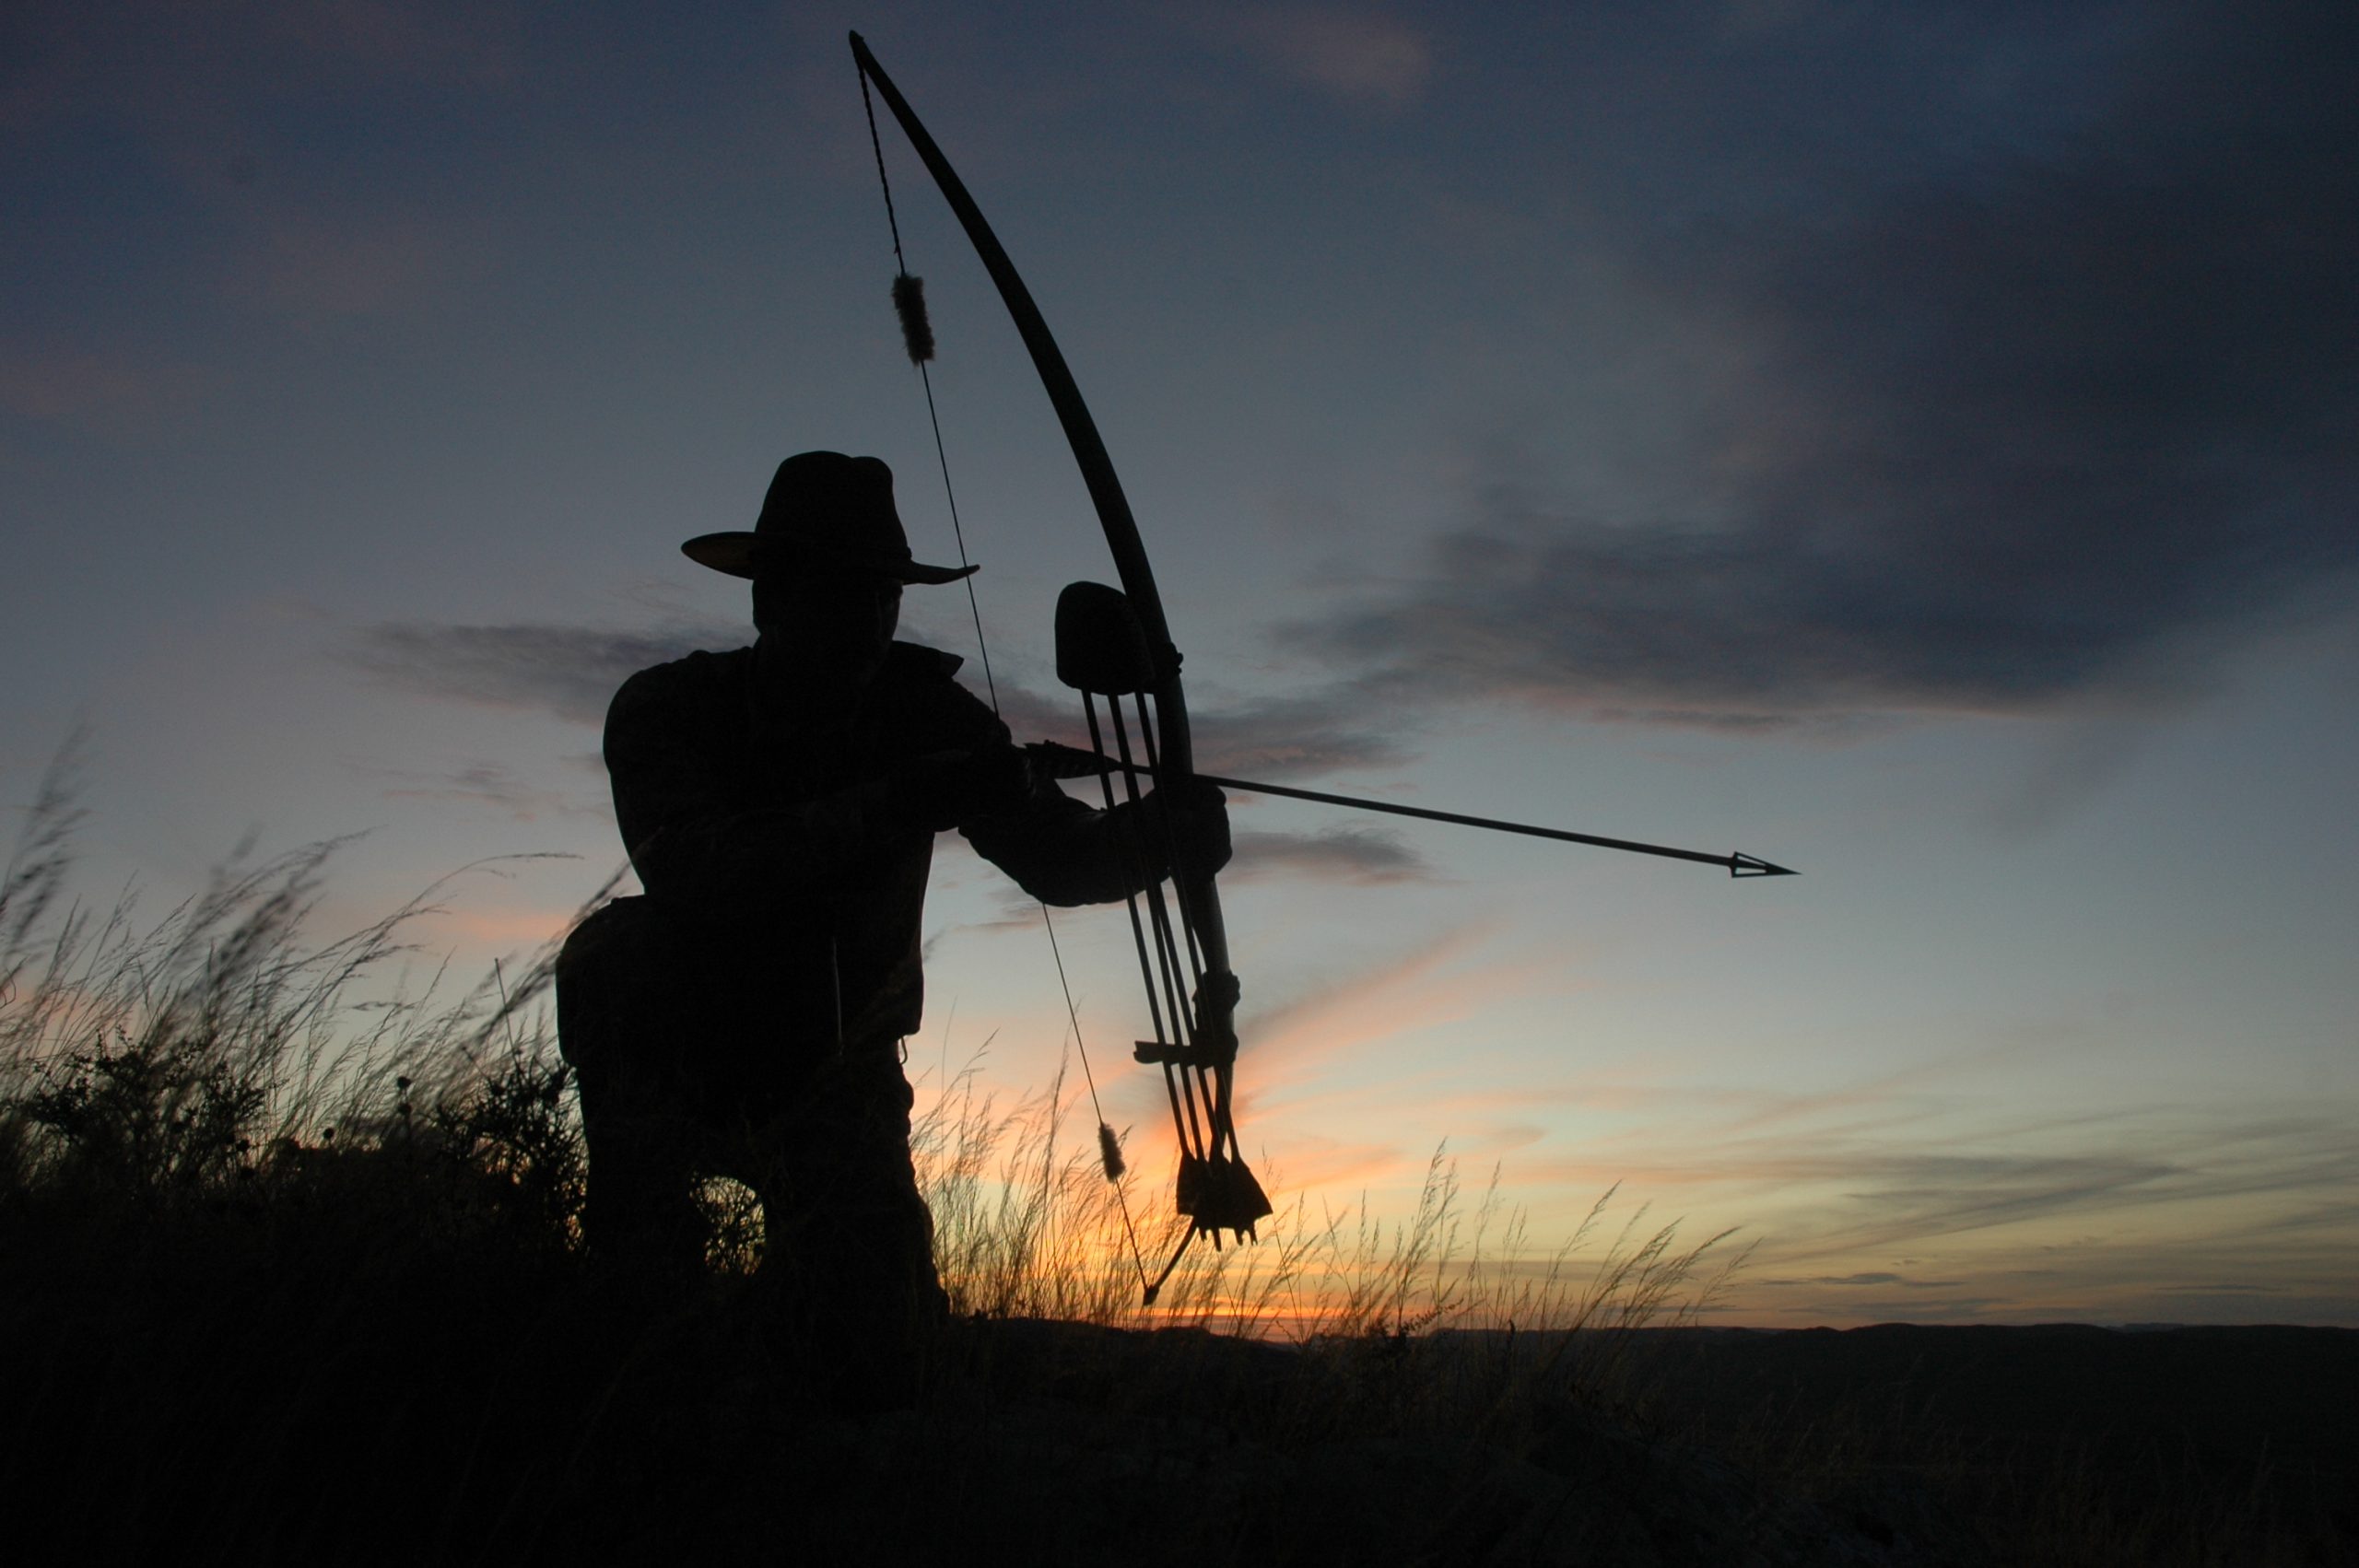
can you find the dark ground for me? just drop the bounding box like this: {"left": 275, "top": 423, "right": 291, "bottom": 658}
{"left": 1621, "top": 1323, "right": 2359, "bottom": 1566}
{"left": 9, "top": 1214, "right": 2352, "bottom": 1568}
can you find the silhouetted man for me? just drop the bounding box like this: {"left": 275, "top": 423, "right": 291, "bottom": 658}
{"left": 556, "top": 451, "right": 1224, "bottom": 1388}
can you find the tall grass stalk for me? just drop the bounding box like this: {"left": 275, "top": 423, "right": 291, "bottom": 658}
{"left": 911, "top": 1049, "right": 1747, "bottom": 1397}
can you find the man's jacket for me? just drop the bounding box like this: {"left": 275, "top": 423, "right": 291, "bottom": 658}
{"left": 598, "top": 639, "right": 1153, "bottom": 1053}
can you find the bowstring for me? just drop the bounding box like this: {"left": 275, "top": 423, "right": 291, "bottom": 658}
{"left": 861, "top": 61, "right": 1155, "bottom": 1302}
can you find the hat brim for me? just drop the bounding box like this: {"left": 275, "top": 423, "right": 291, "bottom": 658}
{"left": 680, "top": 532, "right": 980, "bottom": 585}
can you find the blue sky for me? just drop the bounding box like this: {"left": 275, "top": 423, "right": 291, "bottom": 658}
{"left": 5, "top": 1, "right": 2353, "bottom": 1324}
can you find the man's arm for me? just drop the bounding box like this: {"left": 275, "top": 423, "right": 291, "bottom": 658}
{"left": 960, "top": 752, "right": 1229, "bottom": 908}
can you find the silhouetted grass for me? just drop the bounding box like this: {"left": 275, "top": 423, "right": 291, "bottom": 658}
{"left": 3, "top": 762, "right": 2345, "bottom": 1564}
{"left": 0, "top": 758, "right": 1752, "bottom": 1561}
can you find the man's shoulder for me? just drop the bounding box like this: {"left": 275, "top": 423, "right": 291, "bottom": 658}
{"left": 882, "top": 639, "right": 966, "bottom": 685}
{"left": 619, "top": 642, "right": 949, "bottom": 697}
{"left": 609, "top": 645, "right": 751, "bottom": 730}
{"left": 626, "top": 644, "right": 754, "bottom": 689}
{"left": 604, "top": 638, "right": 993, "bottom": 746}
{"left": 880, "top": 640, "right": 1003, "bottom": 744}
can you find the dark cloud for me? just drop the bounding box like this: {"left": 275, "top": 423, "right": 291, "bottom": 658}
{"left": 886, "top": 664, "right": 1415, "bottom": 778}
{"left": 349, "top": 624, "right": 1426, "bottom": 879}
{"left": 355, "top": 617, "right": 1418, "bottom": 786}
{"left": 1293, "top": 6, "right": 2359, "bottom": 729}
{"left": 991, "top": 674, "right": 1411, "bottom": 781}
{"left": 346, "top": 620, "right": 738, "bottom": 724}
{"left": 1227, "top": 825, "right": 1436, "bottom": 885}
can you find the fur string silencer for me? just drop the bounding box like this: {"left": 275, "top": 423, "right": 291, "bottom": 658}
{"left": 892, "top": 273, "right": 934, "bottom": 365}
{"left": 858, "top": 46, "right": 936, "bottom": 369}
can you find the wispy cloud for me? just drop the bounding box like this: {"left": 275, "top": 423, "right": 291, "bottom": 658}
{"left": 344, "top": 620, "right": 737, "bottom": 724}
{"left": 1264, "top": 1133, "right": 1419, "bottom": 1192}
{"left": 1442, "top": 1078, "right": 2359, "bottom": 1323}
{"left": 1195, "top": 688, "right": 1416, "bottom": 780}
{"left": 235, "top": 210, "right": 494, "bottom": 325}
{"left": 1759, "top": 1271, "right": 1967, "bottom": 1289}
{"left": 1227, "top": 825, "right": 1433, "bottom": 884}
{"left": 273, "top": 0, "right": 520, "bottom": 88}
{"left": 1199, "top": 6, "right": 1435, "bottom": 110}
{"left": 0, "top": 343, "right": 213, "bottom": 427}
{"left": 371, "top": 759, "right": 609, "bottom": 823}
{"left": 1522, "top": 1094, "right": 2359, "bottom": 1273}
{"left": 4, "top": 0, "right": 519, "bottom": 193}
{"left": 1240, "top": 930, "right": 1572, "bottom": 1129}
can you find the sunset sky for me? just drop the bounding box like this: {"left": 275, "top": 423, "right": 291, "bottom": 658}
{"left": 5, "top": 1, "right": 2353, "bottom": 1326}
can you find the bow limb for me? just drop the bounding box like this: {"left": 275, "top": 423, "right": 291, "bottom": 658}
{"left": 850, "top": 32, "right": 1238, "bottom": 1052}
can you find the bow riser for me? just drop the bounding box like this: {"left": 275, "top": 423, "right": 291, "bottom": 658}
{"left": 852, "top": 34, "right": 1266, "bottom": 1267}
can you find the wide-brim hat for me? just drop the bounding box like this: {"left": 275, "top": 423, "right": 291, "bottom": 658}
{"left": 681, "top": 451, "right": 980, "bottom": 585}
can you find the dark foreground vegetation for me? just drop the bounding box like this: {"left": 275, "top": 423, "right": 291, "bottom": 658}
{"left": 1637, "top": 1323, "right": 2356, "bottom": 1567}
{"left": 3, "top": 774, "right": 2350, "bottom": 1565}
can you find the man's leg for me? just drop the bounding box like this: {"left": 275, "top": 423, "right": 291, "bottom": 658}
{"left": 750, "top": 1039, "right": 946, "bottom": 1399}
{"left": 575, "top": 1060, "right": 708, "bottom": 1278}
{"left": 557, "top": 901, "right": 708, "bottom": 1278}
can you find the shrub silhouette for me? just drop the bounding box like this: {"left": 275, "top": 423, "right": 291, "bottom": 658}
{"left": 21, "top": 1029, "right": 266, "bottom": 1207}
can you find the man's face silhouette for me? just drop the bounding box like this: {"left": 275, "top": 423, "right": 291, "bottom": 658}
{"left": 752, "top": 564, "right": 903, "bottom": 713}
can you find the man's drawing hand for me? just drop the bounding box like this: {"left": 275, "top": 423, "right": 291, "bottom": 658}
{"left": 1138, "top": 777, "right": 1231, "bottom": 876}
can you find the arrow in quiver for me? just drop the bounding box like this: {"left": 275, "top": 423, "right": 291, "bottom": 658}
{"left": 1055, "top": 581, "right": 1272, "bottom": 1299}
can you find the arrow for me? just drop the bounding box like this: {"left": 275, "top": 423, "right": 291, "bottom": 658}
{"left": 1027, "top": 742, "right": 1799, "bottom": 878}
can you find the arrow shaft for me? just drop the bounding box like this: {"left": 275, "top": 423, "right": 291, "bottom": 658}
{"left": 1033, "top": 743, "right": 1793, "bottom": 875}
{"left": 1211, "top": 775, "right": 1737, "bottom": 866}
